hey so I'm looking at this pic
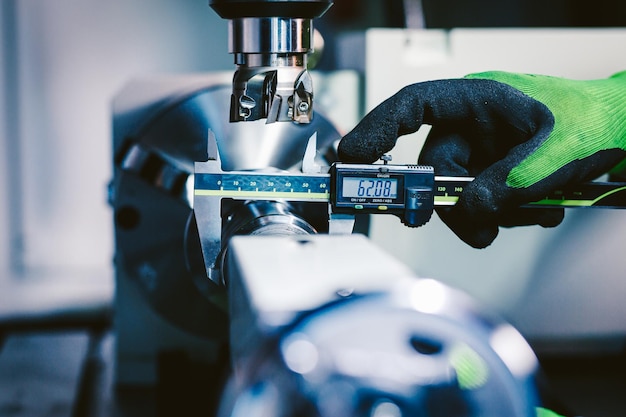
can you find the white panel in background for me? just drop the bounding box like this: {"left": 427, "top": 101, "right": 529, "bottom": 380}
{"left": 15, "top": 0, "right": 230, "bottom": 272}
{"left": 364, "top": 28, "right": 626, "bottom": 343}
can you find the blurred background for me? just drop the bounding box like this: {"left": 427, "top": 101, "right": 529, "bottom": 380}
{"left": 2, "top": 1, "right": 626, "bottom": 416}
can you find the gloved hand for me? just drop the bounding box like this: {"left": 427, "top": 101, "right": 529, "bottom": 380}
{"left": 338, "top": 71, "right": 626, "bottom": 248}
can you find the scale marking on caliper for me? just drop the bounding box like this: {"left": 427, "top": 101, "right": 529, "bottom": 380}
{"left": 194, "top": 172, "right": 331, "bottom": 201}
{"left": 433, "top": 176, "right": 626, "bottom": 209}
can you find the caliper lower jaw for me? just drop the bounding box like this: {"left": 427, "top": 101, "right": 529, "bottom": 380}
{"left": 230, "top": 66, "right": 313, "bottom": 124}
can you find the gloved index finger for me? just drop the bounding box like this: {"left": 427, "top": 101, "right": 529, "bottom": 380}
{"left": 338, "top": 78, "right": 548, "bottom": 163}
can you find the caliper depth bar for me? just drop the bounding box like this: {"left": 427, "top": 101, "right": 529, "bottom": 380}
{"left": 434, "top": 176, "right": 626, "bottom": 209}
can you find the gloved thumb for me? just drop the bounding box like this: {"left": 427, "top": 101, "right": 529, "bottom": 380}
{"left": 338, "top": 78, "right": 550, "bottom": 163}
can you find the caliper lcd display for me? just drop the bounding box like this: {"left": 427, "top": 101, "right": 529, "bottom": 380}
{"left": 331, "top": 163, "right": 434, "bottom": 227}
{"left": 335, "top": 171, "right": 405, "bottom": 208}
{"left": 341, "top": 177, "right": 398, "bottom": 199}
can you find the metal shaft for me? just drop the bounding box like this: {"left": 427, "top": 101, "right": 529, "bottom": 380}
{"left": 209, "top": 0, "right": 333, "bottom": 123}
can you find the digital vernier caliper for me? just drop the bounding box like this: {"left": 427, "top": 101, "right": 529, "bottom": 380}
{"left": 193, "top": 132, "right": 626, "bottom": 282}
{"left": 196, "top": 162, "right": 626, "bottom": 225}
{"left": 195, "top": 133, "right": 626, "bottom": 226}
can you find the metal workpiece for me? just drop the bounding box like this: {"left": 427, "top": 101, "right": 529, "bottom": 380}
{"left": 222, "top": 200, "right": 318, "bottom": 241}
{"left": 210, "top": 0, "right": 333, "bottom": 123}
{"left": 193, "top": 130, "right": 337, "bottom": 286}
{"left": 112, "top": 76, "right": 340, "bottom": 336}
{"left": 220, "top": 234, "right": 540, "bottom": 417}
{"left": 218, "top": 200, "right": 319, "bottom": 285}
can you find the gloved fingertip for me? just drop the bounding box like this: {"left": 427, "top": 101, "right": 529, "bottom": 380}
{"left": 337, "top": 136, "right": 380, "bottom": 163}
{"left": 438, "top": 209, "right": 499, "bottom": 249}
{"left": 463, "top": 227, "right": 499, "bottom": 249}
{"left": 338, "top": 98, "right": 407, "bottom": 162}
{"left": 537, "top": 209, "right": 564, "bottom": 228}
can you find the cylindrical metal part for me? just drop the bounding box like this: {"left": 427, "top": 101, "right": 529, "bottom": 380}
{"left": 209, "top": 0, "right": 333, "bottom": 123}
{"left": 228, "top": 16, "right": 314, "bottom": 123}
{"left": 219, "top": 200, "right": 317, "bottom": 285}
{"left": 223, "top": 201, "right": 317, "bottom": 239}
{"left": 230, "top": 18, "right": 312, "bottom": 55}
{"left": 234, "top": 54, "right": 304, "bottom": 68}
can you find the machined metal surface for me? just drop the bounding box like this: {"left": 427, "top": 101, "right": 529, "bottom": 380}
{"left": 111, "top": 76, "right": 340, "bottom": 337}
{"left": 193, "top": 130, "right": 335, "bottom": 285}
{"left": 220, "top": 234, "right": 540, "bottom": 417}
{"left": 231, "top": 18, "right": 312, "bottom": 57}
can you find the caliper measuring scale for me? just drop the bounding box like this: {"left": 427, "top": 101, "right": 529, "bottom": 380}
{"left": 195, "top": 163, "right": 626, "bottom": 227}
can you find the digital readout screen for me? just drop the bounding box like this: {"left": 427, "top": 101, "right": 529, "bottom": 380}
{"left": 342, "top": 177, "right": 398, "bottom": 199}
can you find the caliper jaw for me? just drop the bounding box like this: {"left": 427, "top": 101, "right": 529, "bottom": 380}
{"left": 193, "top": 130, "right": 225, "bottom": 285}
{"left": 193, "top": 131, "right": 352, "bottom": 286}
{"left": 301, "top": 133, "right": 357, "bottom": 235}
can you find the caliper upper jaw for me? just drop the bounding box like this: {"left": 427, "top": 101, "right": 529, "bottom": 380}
{"left": 301, "top": 132, "right": 355, "bottom": 234}
{"left": 194, "top": 130, "right": 225, "bottom": 285}
{"left": 194, "top": 130, "right": 355, "bottom": 285}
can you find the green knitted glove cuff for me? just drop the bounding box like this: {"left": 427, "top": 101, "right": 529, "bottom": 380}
{"left": 466, "top": 71, "right": 626, "bottom": 188}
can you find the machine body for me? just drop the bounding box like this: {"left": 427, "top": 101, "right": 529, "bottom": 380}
{"left": 110, "top": 74, "right": 343, "bottom": 387}
{"left": 219, "top": 234, "right": 541, "bottom": 417}
{"left": 108, "top": 17, "right": 626, "bottom": 414}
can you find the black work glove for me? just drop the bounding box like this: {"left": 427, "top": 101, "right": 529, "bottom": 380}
{"left": 337, "top": 71, "right": 626, "bottom": 248}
